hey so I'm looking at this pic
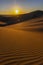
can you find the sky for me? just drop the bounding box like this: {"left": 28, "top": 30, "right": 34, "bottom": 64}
{"left": 0, "top": 0, "right": 43, "bottom": 15}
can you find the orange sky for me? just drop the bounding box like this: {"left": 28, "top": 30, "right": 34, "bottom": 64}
{"left": 0, "top": 9, "right": 26, "bottom": 15}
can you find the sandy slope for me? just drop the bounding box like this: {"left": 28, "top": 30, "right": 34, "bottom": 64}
{"left": 7, "top": 16, "right": 43, "bottom": 31}
{"left": 0, "top": 17, "right": 43, "bottom": 65}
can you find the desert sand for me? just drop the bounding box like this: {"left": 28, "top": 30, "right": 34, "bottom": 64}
{"left": 0, "top": 17, "right": 43, "bottom": 65}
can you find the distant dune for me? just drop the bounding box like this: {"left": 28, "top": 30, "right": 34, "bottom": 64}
{"left": 0, "top": 10, "right": 43, "bottom": 26}
{"left": 0, "top": 11, "right": 43, "bottom": 65}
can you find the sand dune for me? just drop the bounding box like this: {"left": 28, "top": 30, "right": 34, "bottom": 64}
{"left": 7, "top": 16, "right": 43, "bottom": 31}
{"left": 0, "top": 17, "right": 43, "bottom": 65}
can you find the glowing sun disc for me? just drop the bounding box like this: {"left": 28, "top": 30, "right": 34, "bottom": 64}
{"left": 15, "top": 10, "right": 19, "bottom": 14}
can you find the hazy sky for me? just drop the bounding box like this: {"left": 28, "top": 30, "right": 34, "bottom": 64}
{"left": 0, "top": 0, "right": 43, "bottom": 14}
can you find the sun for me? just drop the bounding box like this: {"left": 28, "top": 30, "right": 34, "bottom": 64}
{"left": 15, "top": 10, "right": 19, "bottom": 14}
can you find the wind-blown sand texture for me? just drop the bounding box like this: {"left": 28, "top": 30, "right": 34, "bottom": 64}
{"left": 0, "top": 17, "right": 43, "bottom": 65}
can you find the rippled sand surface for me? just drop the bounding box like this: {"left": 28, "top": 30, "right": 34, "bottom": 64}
{"left": 0, "top": 17, "right": 43, "bottom": 65}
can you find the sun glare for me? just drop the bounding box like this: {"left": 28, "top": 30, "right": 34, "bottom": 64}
{"left": 15, "top": 10, "right": 19, "bottom": 14}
